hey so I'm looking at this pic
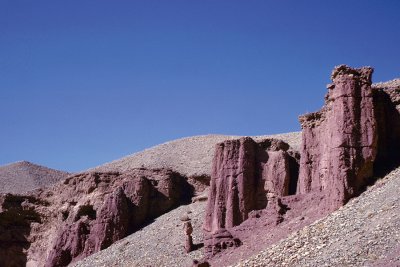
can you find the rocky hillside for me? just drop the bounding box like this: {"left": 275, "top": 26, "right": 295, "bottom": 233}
{"left": 90, "top": 133, "right": 302, "bottom": 178}
{"left": 236, "top": 166, "right": 400, "bottom": 267}
{"left": 74, "top": 66, "right": 400, "bottom": 267}
{"left": 0, "top": 66, "right": 399, "bottom": 267}
{"left": 0, "top": 161, "right": 69, "bottom": 194}
{"left": 72, "top": 164, "right": 400, "bottom": 267}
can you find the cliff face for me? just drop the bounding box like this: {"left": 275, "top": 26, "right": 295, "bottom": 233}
{"left": 0, "top": 194, "right": 43, "bottom": 267}
{"left": 0, "top": 169, "right": 193, "bottom": 267}
{"left": 372, "top": 82, "right": 400, "bottom": 175}
{"left": 203, "top": 65, "right": 400, "bottom": 260}
{"left": 298, "top": 65, "right": 378, "bottom": 210}
{"left": 204, "top": 138, "right": 299, "bottom": 234}
{"left": 203, "top": 137, "right": 299, "bottom": 256}
{"left": 1, "top": 65, "right": 399, "bottom": 267}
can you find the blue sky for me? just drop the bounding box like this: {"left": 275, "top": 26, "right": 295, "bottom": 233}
{"left": 1, "top": 1, "right": 399, "bottom": 172}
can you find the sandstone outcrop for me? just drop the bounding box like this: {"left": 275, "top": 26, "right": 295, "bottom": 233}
{"left": 204, "top": 138, "right": 298, "bottom": 233}
{"left": 372, "top": 80, "right": 400, "bottom": 175}
{"left": 296, "top": 65, "right": 400, "bottom": 212}
{"left": 203, "top": 137, "right": 299, "bottom": 256}
{"left": 0, "top": 168, "right": 192, "bottom": 267}
{"left": 203, "top": 65, "right": 400, "bottom": 262}
{"left": 0, "top": 194, "right": 43, "bottom": 267}
{"left": 2, "top": 65, "right": 400, "bottom": 267}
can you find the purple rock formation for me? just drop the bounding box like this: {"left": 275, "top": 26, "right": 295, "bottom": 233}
{"left": 44, "top": 169, "right": 191, "bottom": 267}
{"left": 204, "top": 65, "right": 400, "bottom": 264}
{"left": 204, "top": 138, "right": 298, "bottom": 234}
{"left": 263, "top": 150, "right": 291, "bottom": 197}
{"left": 84, "top": 187, "right": 131, "bottom": 254}
{"left": 204, "top": 137, "right": 257, "bottom": 233}
{"left": 0, "top": 195, "right": 42, "bottom": 267}
{"left": 204, "top": 229, "right": 242, "bottom": 257}
{"left": 372, "top": 84, "right": 400, "bottom": 174}
{"left": 298, "top": 65, "right": 378, "bottom": 210}
{"left": 203, "top": 137, "right": 299, "bottom": 257}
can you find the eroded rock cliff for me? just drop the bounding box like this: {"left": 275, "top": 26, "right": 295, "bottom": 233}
{"left": 203, "top": 65, "right": 400, "bottom": 263}
{"left": 298, "top": 65, "right": 378, "bottom": 210}
{"left": 203, "top": 137, "right": 299, "bottom": 257}
{"left": 0, "top": 168, "right": 193, "bottom": 267}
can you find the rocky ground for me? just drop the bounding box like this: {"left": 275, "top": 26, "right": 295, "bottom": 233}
{"left": 73, "top": 198, "right": 208, "bottom": 267}
{"left": 72, "top": 166, "right": 400, "bottom": 267}
{"left": 90, "top": 132, "right": 301, "bottom": 178}
{"left": 372, "top": 78, "right": 400, "bottom": 89}
{"left": 0, "top": 161, "right": 69, "bottom": 194}
{"left": 235, "top": 167, "right": 400, "bottom": 267}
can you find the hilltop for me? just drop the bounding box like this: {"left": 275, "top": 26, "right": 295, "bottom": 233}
{"left": 0, "top": 161, "right": 69, "bottom": 194}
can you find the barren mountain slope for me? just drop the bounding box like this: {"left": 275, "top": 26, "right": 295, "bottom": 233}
{"left": 0, "top": 161, "right": 69, "bottom": 194}
{"left": 73, "top": 166, "right": 400, "bottom": 267}
{"left": 90, "top": 132, "right": 301, "bottom": 178}
{"left": 73, "top": 77, "right": 400, "bottom": 267}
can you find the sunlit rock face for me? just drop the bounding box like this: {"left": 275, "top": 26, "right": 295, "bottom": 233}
{"left": 203, "top": 137, "right": 299, "bottom": 257}
{"left": 203, "top": 65, "right": 400, "bottom": 260}
{"left": 298, "top": 65, "right": 377, "bottom": 211}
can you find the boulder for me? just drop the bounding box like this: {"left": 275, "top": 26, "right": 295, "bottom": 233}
{"left": 204, "top": 229, "right": 241, "bottom": 257}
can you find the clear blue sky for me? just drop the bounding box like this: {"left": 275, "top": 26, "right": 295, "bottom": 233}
{"left": 1, "top": 1, "right": 399, "bottom": 172}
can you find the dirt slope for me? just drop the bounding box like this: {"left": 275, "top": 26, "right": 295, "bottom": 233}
{"left": 90, "top": 132, "right": 301, "bottom": 178}
{"left": 73, "top": 200, "right": 207, "bottom": 267}
{"left": 0, "top": 161, "right": 70, "bottom": 194}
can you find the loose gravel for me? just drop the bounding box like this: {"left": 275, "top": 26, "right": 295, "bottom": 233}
{"left": 73, "top": 200, "right": 207, "bottom": 267}
{"left": 235, "top": 167, "right": 400, "bottom": 267}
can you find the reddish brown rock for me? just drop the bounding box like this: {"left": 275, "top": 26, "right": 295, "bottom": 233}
{"left": 0, "top": 194, "right": 42, "bottom": 267}
{"left": 45, "top": 218, "right": 91, "bottom": 267}
{"left": 192, "top": 259, "right": 210, "bottom": 267}
{"left": 182, "top": 219, "right": 194, "bottom": 253}
{"left": 0, "top": 168, "right": 192, "bottom": 267}
{"left": 46, "top": 187, "right": 133, "bottom": 267}
{"left": 203, "top": 137, "right": 257, "bottom": 233}
{"left": 204, "top": 229, "right": 242, "bottom": 257}
{"left": 202, "top": 66, "right": 400, "bottom": 264}
{"left": 372, "top": 83, "right": 400, "bottom": 175}
{"left": 263, "top": 150, "right": 291, "bottom": 197}
{"left": 203, "top": 137, "right": 299, "bottom": 257}
{"left": 298, "top": 65, "right": 378, "bottom": 210}
{"left": 85, "top": 187, "right": 131, "bottom": 255}
{"left": 204, "top": 138, "right": 298, "bottom": 234}
{"left": 44, "top": 169, "right": 191, "bottom": 267}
